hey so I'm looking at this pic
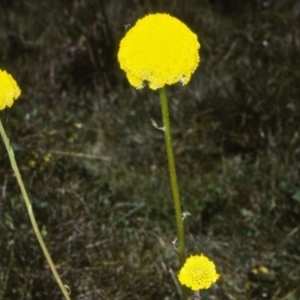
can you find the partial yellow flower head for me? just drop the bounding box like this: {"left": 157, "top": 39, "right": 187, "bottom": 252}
{"left": 178, "top": 254, "right": 220, "bottom": 291}
{"left": 118, "top": 13, "right": 200, "bottom": 90}
{"left": 0, "top": 69, "right": 21, "bottom": 110}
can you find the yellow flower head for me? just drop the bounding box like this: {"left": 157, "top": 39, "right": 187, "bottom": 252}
{"left": 118, "top": 13, "right": 200, "bottom": 90}
{"left": 0, "top": 69, "right": 21, "bottom": 110}
{"left": 178, "top": 254, "right": 220, "bottom": 291}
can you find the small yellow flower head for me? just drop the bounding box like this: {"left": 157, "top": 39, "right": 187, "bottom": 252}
{"left": 178, "top": 254, "right": 220, "bottom": 291}
{"left": 118, "top": 13, "right": 200, "bottom": 90}
{"left": 0, "top": 69, "right": 21, "bottom": 110}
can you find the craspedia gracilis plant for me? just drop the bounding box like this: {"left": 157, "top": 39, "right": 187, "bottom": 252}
{"left": 0, "top": 68, "right": 71, "bottom": 299}
{"left": 118, "top": 13, "right": 200, "bottom": 90}
{"left": 0, "top": 69, "right": 21, "bottom": 110}
{"left": 178, "top": 254, "right": 220, "bottom": 291}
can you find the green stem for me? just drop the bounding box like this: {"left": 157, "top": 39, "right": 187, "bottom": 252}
{"left": 159, "top": 88, "right": 187, "bottom": 299}
{"left": 0, "top": 117, "right": 71, "bottom": 300}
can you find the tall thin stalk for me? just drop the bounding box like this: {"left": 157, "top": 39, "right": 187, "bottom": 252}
{"left": 159, "top": 87, "right": 187, "bottom": 299}
{"left": 0, "top": 118, "right": 71, "bottom": 300}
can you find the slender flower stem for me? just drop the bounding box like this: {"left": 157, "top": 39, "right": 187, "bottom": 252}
{"left": 159, "top": 88, "right": 187, "bottom": 299}
{"left": 0, "top": 118, "right": 71, "bottom": 300}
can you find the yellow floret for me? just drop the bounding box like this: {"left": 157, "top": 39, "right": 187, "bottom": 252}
{"left": 178, "top": 254, "right": 220, "bottom": 291}
{"left": 118, "top": 13, "right": 200, "bottom": 90}
{"left": 0, "top": 69, "right": 21, "bottom": 110}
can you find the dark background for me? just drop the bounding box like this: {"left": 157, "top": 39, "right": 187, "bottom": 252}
{"left": 1, "top": 0, "right": 300, "bottom": 299}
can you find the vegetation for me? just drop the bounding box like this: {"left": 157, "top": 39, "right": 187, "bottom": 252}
{"left": 0, "top": 0, "right": 300, "bottom": 299}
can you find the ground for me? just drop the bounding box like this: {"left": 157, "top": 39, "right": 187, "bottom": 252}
{"left": 0, "top": 1, "right": 300, "bottom": 299}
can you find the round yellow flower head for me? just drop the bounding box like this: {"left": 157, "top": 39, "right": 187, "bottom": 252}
{"left": 0, "top": 69, "right": 21, "bottom": 110}
{"left": 178, "top": 254, "right": 220, "bottom": 291}
{"left": 118, "top": 13, "right": 200, "bottom": 90}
